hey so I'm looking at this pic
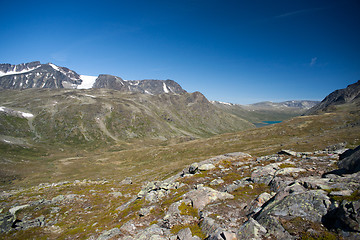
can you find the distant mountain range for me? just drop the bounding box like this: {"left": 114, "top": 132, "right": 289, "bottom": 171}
{"left": 211, "top": 100, "right": 319, "bottom": 124}
{"left": 0, "top": 61, "right": 186, "bottom": 94}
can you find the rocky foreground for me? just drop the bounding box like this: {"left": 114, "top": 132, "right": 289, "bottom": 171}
{"left": 1, "top": 144, "right": 360, "bottom": 239}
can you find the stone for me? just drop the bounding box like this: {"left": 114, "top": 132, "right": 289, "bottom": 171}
{"left": 0, "top": 212, "right": 15, "bottom": 233}
{"left": 251, "top": 163, "right": 280, "bottom": 185}
{"left": 139, "top": 206, "right": 155, "bottom": 217}
{"left": 330, "top": 190, "right": 353, "bottom": 197}
{"left": 13, "top": 215, "right": 45, "bottom": 230}
{"left": 110, "top": 192, "right": 123, "bottom": 198}
{"left": 185, "top": 186, "right": 233, "bottom": 210}
{"left": 278, "top": 150, "right": 297, "bottom": 156}
{"left": 9, "top": 204, "right": 29, "bottom": 216}
{"left": 199, "top": 163, "right": 216, "bottom": 171}
{"left": 257, "top": 190, "right": 331, "bottom": 223}
{"left": 210, "top": 178, "right": 224, "bottom": 186}
{"left": 177, "top": 227, "right": 201, "bottom": 240}
{"left": 120, "top": 220, "right": 136, "bottom": 233}
{"left": 338, "top": 145, "right": 360, "bottom": 173}
{"left": 236, "top": 218, "right": 267, "bottom": 240}
{"left": 189, "top": 163, "right": 199, "bottom": 174}
{"left": 120, "top": 177, "right": 133, "bottom": 185}
{"left": 324, "top": 200, "right": 360, "bottom": 233}
{"left": 220, "top": 231, "right": 237, "bottom": 240}
{"left": 275, "top": 167, "right": 306, "bottom": 176}
{"left": 97, "top": 228, "right": 121, "bottom": 240}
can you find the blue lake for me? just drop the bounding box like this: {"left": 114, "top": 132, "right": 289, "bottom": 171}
{"left": 254, "top": 121, "right": 282, "bottom": 128}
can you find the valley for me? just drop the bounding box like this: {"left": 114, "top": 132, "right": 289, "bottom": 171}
{"left": 0, "top": 62, "right": 360, "bottom": 239}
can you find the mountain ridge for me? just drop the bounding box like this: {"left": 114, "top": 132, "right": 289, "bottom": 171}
{"left": 0, "top": 62, "right": 186, "bottom": 95}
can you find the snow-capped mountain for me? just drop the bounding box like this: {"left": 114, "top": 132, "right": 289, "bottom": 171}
{"left": 92, "top": 74, "right": 186, "bottom": 94}
{"left": 0, "top": 61, "right": 186, "bottom": 94}
{"left": 0, "top": 61, "right": 82, "bottom": 89}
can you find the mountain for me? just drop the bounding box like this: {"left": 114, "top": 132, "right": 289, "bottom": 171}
{"left": 306, "top": 80, "right": 360, "bottom": 115}
{"left": 0, "top": 88, "right": 254, "bottom": 148}
{"left": 92, "top": 74, "right": 186, "bottom": 94}
{"left": 0, "top": 61, "right": 82, "bottom": 89}
{"left": 0, "top": 62, "right": 186, "bottom": 94}
{"left": 211, "top": 100, "right": 319, "bottom": 124}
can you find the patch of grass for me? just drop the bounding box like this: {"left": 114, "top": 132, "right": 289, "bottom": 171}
{"left": 279, "top": 163, "right": 296, "bottom": 168}
{"left": 232, "top": 183, "right": 270, "bottom": 201}
{"left": 179, "top": 202, "right": 198, "bottom": 218}
{"left": 280, "top": 217, "right": 339, "bottom": 240}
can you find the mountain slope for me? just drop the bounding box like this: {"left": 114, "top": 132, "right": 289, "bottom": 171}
{"left": 306, "top": 80, "right": 360, "bottom": 115}
{"left": 0, "top": 89, "right": 254, "bottom": 149}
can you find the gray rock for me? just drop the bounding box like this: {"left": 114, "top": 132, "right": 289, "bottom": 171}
{"left": 199, "top": 163, "right": 216, "bottom": 171}
{"left": 13, "top": 215, "right": 45, "bottom": 230}
{"left": 97, "top": 228, "right": 121, "bottom": 240}
{"left": 185, "top": 186, "right": 233, "bottom": 210}
{"left": 236, "top": 218, "right": 267, "bottom": 240}
{"left": 189, "top": 163, "right": 199, "bottom": 174}
{"left": 338, "top": 145, "right": 360, "bottom": 173}
{"left": 324, "top": 200, "right": 360, "bottom": 233}
{"left": 278, "top": 150, "right": 297, "bottom": 156}
{"left": 0, "top": 212, "right": 15, "bottom": 233}
{"left": 210, "top": 178, "right": 224, "bottom": 186}
{"left": 120, "top": 177, "right": 133, "bottom": 185}
{"left": 120, "top": 220, "right": 136, "bottom": 233}
{"left": 275, "top": 167, "right": 306, "bottom": 176}
{"left": 139, "top": 206, "right": 155, "bottom": 217}
{"left": 330, "top": 190, "right": 353, "bottom": 197}
{"left": 251, "top": 163, "right": 280, "bottom": 185}
{"left": 257, "top": 190, "right": 331, "bottom": 223}
{"left": 177, "top": 227, "right": 201, "bottom": 240}
{"left": 9, "top": 204, "right": 29, "bottom": 216}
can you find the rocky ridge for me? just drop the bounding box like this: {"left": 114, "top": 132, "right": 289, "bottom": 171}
{"left": 0, "top": 62, "right": 186, "bottom": 95}
{"left": 306, "top": 80, "right": 360, "bottom": 114}
{"left": 1, "top": 144, "right": 359, "bottom": 239}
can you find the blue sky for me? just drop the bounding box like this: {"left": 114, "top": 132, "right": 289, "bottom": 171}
{"left": 1, "top": 0, "right": 359, "bottom": 104}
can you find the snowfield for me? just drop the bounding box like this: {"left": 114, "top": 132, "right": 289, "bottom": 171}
{"left": 78, "top": 75, "right": 98, "bottom": 89}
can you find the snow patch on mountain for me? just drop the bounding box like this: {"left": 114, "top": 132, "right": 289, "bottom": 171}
{"left": 163, "top": 82, "right": 169, "bottom": 93}
{"left": 0, "top": 66, "right": 40, "bottom": 77}
{"left": 78, "top": 75, "right": 98, "bottom": 89}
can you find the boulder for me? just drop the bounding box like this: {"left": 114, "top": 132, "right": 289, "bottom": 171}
{"left": 236, "top": 218, "right": 267, "bottom": 240}
{"left": 185, "top": 186, "right": 234, "bottom": 210}
{"left": 251, "top": 163, "right": 280, "bottom": 185}
{"left": 0, "top": 212, "right": 15, "bottom": 233}
{"left": 177, "top": 227, "right": 201, "bottom": 240}
{"left": 338, "top": 145, "right": 360, "bottom": 173}
{"left": 97, "top": 228, "right": 121, "bottom": 240}
{"left": 189, "top": 163, "right": 199, "bottom": 174}
{"left": 278, "top": 150, "right": 297, "bottom": 156}
{"left": 324, "top": 200, "right": 360, "bottom": 233}
{"left": 199, "top": 163, "right": 216, "bottom": 171}
{"left": 275, "top": 167, "right": 306, "bottom": 176}
{"left": 256, "top": 190, "right": 331, "bottom": 223}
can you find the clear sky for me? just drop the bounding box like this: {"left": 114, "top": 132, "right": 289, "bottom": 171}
{"left": 1, "top": 0, "right": 359, "bottom": 104}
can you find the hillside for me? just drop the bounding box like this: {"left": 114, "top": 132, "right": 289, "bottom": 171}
{"left": 306, "top": 80, "right": 360, "bottom": 114}
{"left": 0, "top": 88, "right": 254, "bottom": 148}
